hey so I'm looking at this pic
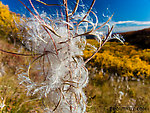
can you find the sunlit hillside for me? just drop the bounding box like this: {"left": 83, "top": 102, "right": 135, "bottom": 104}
{"left": 84, "top": 40, "right": 150, "bottom": 79}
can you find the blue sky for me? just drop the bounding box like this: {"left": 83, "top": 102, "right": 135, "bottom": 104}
{"left": 1, "top": 0, "right": 150, "bottom": 32}
{"left": 96, "top": 0, "right": 150, "bottom": 21}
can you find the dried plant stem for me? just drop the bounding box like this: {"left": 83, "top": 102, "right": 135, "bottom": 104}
{"left": 36, "top": 0, "right": 63, "bottom": 6}
{"left": 77, "top": 0, "right": 96, "bottom": 27}
{"left": 94, "top": 13, "right": 114, "bottom": 31}
{"left": 63, "top": 0, "right": 70, "bottom": 30}
{"left": 0, "top": 48, "right": 40, "bottom": 56}
{"left": 68, "top": 0, "right": 79, "bottom": 17}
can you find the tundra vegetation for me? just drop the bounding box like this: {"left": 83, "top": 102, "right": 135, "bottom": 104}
{"left": 0, "top": 0, "right": 150, "bottom": 113}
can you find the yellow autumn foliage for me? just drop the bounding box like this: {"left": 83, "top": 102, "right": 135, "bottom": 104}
{"left": 0, "top": 1, "right": 21, "bottom": 42}
{"left": 84, "top": 40, "right": 150, "bottom": 78}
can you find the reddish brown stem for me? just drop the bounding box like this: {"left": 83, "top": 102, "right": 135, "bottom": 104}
{"left": 63, "top": 0, "right": 69, "bottom": 30}
{"left": 0, "top": 48, "right": 40, "bottom": 56}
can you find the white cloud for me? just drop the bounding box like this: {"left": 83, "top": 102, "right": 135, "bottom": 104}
{"left": 97, "top": 20, "right": 150, "bottom": 33}
{"left": 114, "top": 21, "right": 150, "bottom": 25}
{"left": 112, "top": 20, "right": 150, "bottom": 32}
{"left": 113, "top": 25, "right": 150, "bottom": 33}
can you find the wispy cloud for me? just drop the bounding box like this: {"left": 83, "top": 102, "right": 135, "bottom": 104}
{"left": 111, "top": 20, "right": 150, "bottom": 32}
{"left": 97, "top": 20, "right": 150, "bottom": 33}
{"left": 113, "top": 25, "right": 150, "bottom": 33}
{"left": 114, "top": 20, "right": 150, "bottom": 25}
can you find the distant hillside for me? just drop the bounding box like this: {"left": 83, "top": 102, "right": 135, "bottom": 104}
{"left": 86, "top": 28, "right": 150, "bottom": 49}
{"left": 120, "top": 28, "right": 150, "bottom": 49}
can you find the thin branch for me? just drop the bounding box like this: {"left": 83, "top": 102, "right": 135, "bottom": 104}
{"left": 18, "top": 0, "right": 36, "bottom": 17}
{"left": 0, "top": 48, "right": 40, "bottom": 56}
{"left": 29, "top": 0, "right": 42, "bottom": 20}
{"left": 77, "top": 0, "right": 96, "bottom": 26}
{"left": 36, "top": 0, "right": 63, "bottom": 6}
{"left": 68, "top": 0, "right": 79, "bottom": 17}
{"left": 43, "top": 24, "right": 62, "bottom": 38}
{"left": 63, "top": 0, "right": 69, "bottom": 30}
{"left": 90, "top": 11, "right": 98, "bottom": 29}
{"left": 94, "top": 13, "right": 114, "bottom": 31}
{"left": 53, "top": 89, "right": 62, "bottom": 111}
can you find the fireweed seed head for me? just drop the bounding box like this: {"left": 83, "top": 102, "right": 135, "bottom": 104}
{"left": 16, "top": 0, "right": 124, "bottom": 112}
